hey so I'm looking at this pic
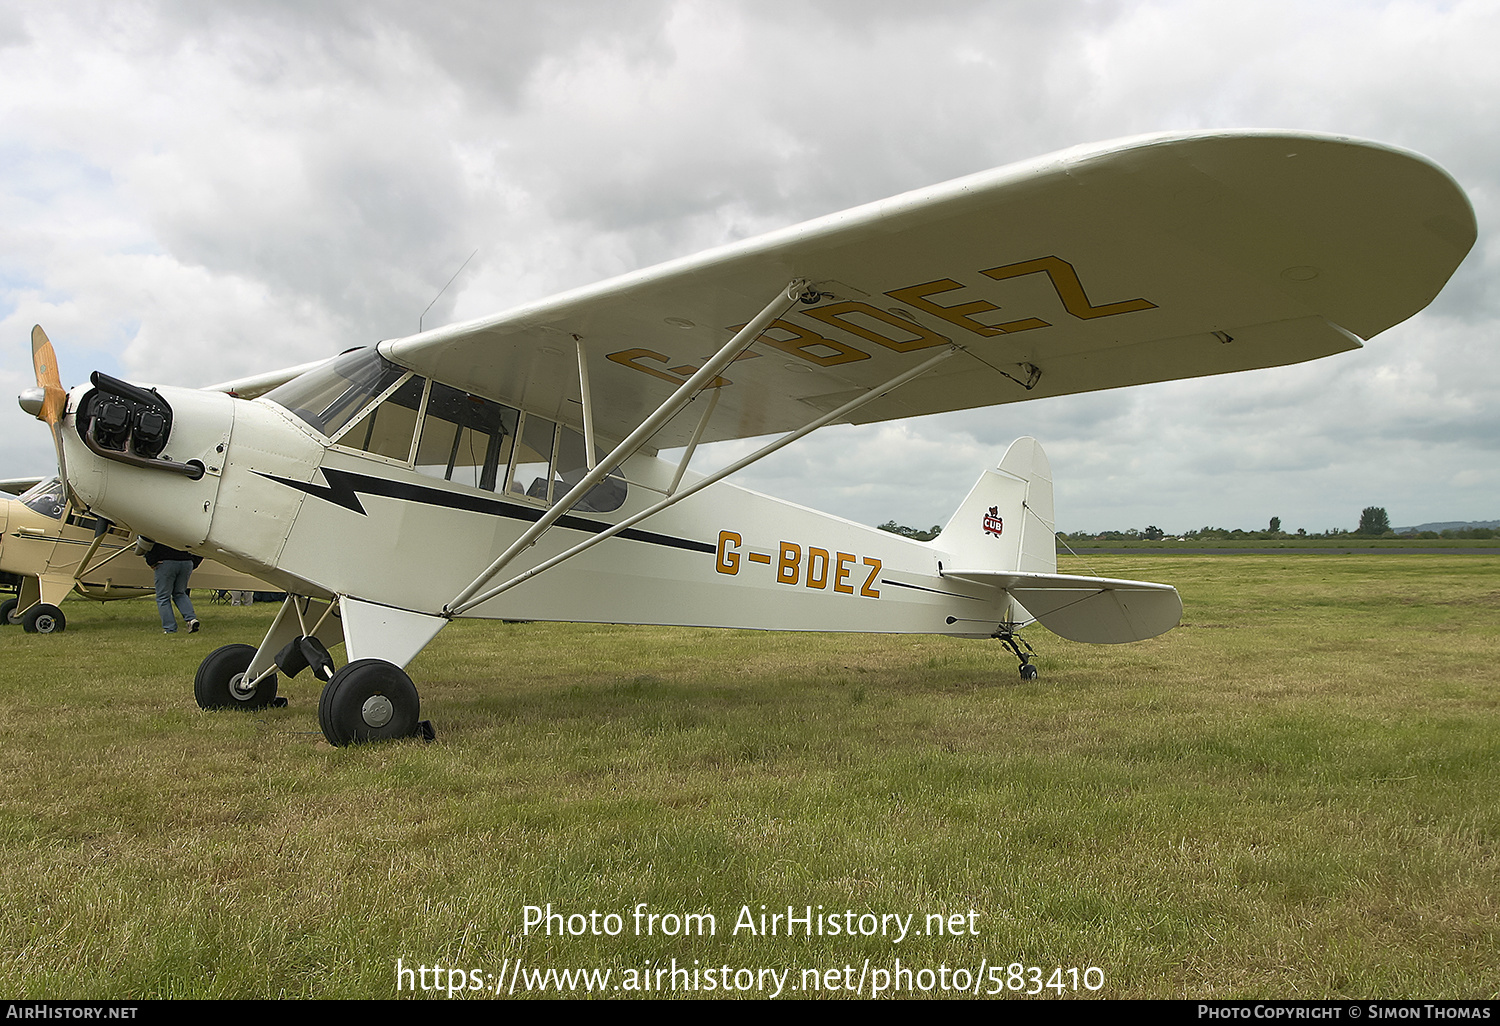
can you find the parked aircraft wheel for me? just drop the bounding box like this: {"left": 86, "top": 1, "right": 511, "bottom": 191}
{"left": 0, "top": 598, "right": 17, "bottom": 625}
{"left": 21, "top": 604, "right": 65, "bottom": 634}
{"left": 195, "top": 643, "right": 279, "bottom": 710}
{"left": 1019, "top": 663, "right": 1039, "bottom": 681}
{"left": 318, "top": 659, "right": 420, "bottom": 747}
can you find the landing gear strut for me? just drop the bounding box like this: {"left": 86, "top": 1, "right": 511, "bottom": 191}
{"left": 993, "top": 626, "right": 1039, "bottom": 681}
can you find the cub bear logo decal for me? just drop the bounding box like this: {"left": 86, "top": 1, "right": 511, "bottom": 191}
{"left": 983, "top": 505, "right": 1004, "bottom": 537}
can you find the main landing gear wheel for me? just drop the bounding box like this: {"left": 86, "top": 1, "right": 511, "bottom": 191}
{"left": 21, "top": 603, "right": 65, "bottom": 634}
{"left": 195, "top": 643, "right": 279, "bottom": 710}
{"left": 318, "top": 658, "right": 424, "bottom": 747}
{"left": 0, "top": 598, "right": 18, "bottom": 625}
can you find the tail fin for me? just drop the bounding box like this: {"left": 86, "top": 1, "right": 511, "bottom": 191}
{"left": 938, "top": 437, "right": 1056, "bottom": 574}
{"left": 938, "top": 438, "right": 1183, "bottom": 643}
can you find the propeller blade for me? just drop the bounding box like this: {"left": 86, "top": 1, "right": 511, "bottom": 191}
{"left": 28, "top": 325, "right": 73, "bottom": 499}
{"left": 30, "top": 325, "right": 67, "bottom": 426}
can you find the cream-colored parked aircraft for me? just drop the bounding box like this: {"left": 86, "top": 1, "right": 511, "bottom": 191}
{"left": 19, "top": 131, "right": 1474, "bottom": 745}
{"left": 0, "top": 476, "right": 274, "bottom": 633}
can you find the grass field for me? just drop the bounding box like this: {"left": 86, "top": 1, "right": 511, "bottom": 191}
{"left": 1, "top": 554, "right": 1496, "bottom": 999}
{"left": 1061, "top": 538, "right": 1500, "bottom": 550}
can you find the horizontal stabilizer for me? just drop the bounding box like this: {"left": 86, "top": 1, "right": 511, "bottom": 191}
{"left": 943, "top": 569, "right": 1182, "bottom": 644}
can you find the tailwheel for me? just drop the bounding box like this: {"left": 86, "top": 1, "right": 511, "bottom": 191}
{"left": 21, "top": 603, "right": 65, "bottom": 634}
{"left": 993, "top": 626, "right": 1038, "bottom": 681}
{"left": 195, "top": 643, "right": 279, "bottom": 710}
{"left": 317, "top": 658, "right": 430, "bottom": 747}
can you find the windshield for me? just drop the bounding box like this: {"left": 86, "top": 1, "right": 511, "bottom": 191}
{"left": 18, "top": 478, "right": 65, "bottom": 520}
{"left": 263, "top": 348, "right": 407, "bottom": 437}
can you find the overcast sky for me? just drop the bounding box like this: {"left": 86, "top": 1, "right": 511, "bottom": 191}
{"left": 1, "top": 0, "right": 1495, "bottom": 534}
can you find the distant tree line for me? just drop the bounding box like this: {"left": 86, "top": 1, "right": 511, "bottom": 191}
{"left": 877, "top": 521, "right": 942, "bottom": 541}
{"left": 1055, "top": 507, "right": 1496, "bottom": 542}
{"left": 884, "top": 508, "right": 1495, "bottom": 543}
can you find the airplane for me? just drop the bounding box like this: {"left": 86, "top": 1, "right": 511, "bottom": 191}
{"left": 0, "top": 475, "right": 275, "bottom": 633}
{"left": 16, "top": 130, "right": 1475, "bottom": 746}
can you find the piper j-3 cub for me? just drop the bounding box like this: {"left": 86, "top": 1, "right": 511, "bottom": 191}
{"left": 20, "top": 131, "right": 1474, "bottom": 746}
{"left": 0, "top": 475, "right": 273, "bottom": 633}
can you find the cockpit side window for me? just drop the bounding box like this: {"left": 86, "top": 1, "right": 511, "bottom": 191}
{"left": 19, "top": 478, "right": 65, "bottom": 521}
{"left": 415, "top": 383, "right": 519, "bottom": 490}
{"left": 267, "top": 356, "right": 628, "bottom": 512}
{"left": 334, "top": 373, "right": 427, "bottom": 462}
{"left": 554, "top": 428, "right": 627, "bottom": 513}
{"left": 507, "top": 414, "right": 556, "bottom": 502}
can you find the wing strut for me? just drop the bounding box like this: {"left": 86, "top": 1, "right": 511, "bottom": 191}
{"left": 668, "top": 386, "right": 720, "bottom": 496}
{"left": 445, "top": 278, "right": 814, "bottom": 615}
{"left": 576, "top": 337, "right": 597, "bottom": 470}
{"left": 73, "top": 527, "right": 135, "bottom": 582}
{"left": 447, "top": 344, "right": 958, "bottom": 616}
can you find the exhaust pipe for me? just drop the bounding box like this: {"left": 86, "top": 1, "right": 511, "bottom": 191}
{"left": 77, "top": 372, "right": 204, "bottom": 480}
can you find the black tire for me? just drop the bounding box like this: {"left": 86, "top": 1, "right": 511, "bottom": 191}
{"left": 1020, "top": 664, "right": 1039, "bottom": 681}
{"left": 0, "top": 597, "right": 17, "bottom": 625}
{"left": 318, "top": 659, "right": 420, "bottom": 747}
{"left": 21, "top": 603, "right": 65, "bottom": 634}
{"left": 194, "top": 643, "right": 278, "bottom": 710}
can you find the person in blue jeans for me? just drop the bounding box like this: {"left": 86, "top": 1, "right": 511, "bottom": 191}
{"left": 141, "top": 539, "right": 202, "bottom": 634}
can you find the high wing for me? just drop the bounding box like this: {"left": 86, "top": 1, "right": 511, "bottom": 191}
{"left": 379, "top": 130, "right": 1474, "bottom": 450}
{"left": 1, "top": 476, "right": 45, "bottom": 495}
{"left": 204, "top": 359, "right": 331, "bottom": 399}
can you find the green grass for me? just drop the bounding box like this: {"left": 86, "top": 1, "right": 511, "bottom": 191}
{"left": 1061, "top": 538, "right": 1499, "bottom": 550}
{"left": 1, "top": 555, "right": 1497, "bottom": 999}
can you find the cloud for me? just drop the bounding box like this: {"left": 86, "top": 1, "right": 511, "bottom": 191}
{"left": 0, "top": 0, "right": 1495, "bottom": 532}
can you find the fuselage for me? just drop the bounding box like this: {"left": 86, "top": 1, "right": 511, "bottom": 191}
{"left": 58, "top": 360, "right": 1019, "bottom": 638}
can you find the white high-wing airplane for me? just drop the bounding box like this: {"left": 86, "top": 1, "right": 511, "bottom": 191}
{"left": 0, "top": 476, "right": 274, "bottom": 633}
{"left": 19, "top": 131, "right": 1474, "bottom": 746}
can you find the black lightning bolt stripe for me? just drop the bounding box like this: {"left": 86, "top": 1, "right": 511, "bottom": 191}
{"left": 257, "top": 467, "right": 715, "bottom": 554}
{"left": 880, "top": 578, "right": 976, "bottom": 599}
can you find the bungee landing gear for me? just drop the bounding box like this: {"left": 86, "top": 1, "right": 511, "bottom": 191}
{"left": 993, "top": 625, "right": 1039, "bottom": 681}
